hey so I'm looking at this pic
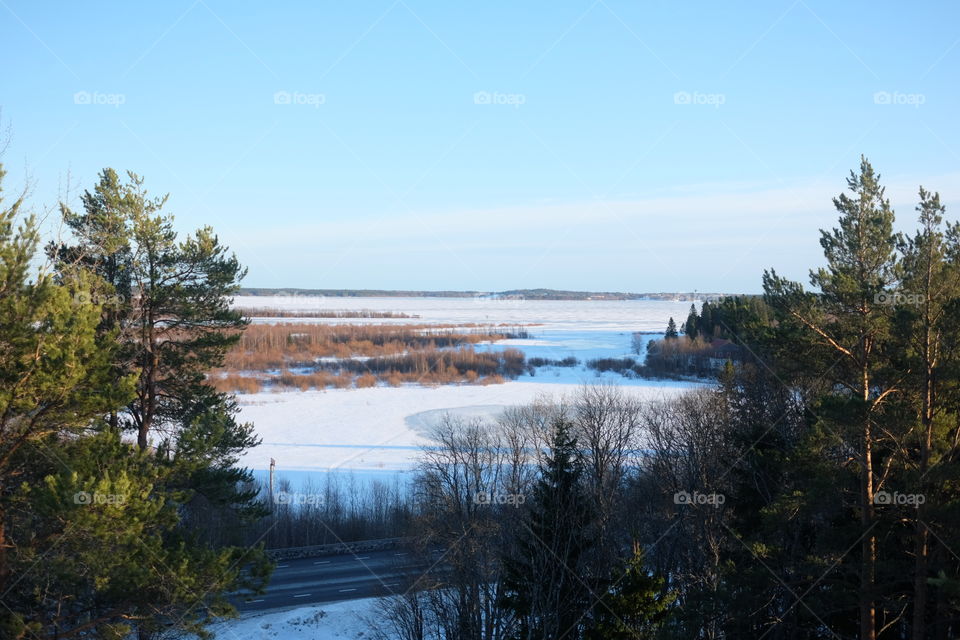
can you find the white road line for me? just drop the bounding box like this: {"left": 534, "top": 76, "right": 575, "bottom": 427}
{"left": 338, "top": 588, "right": 357, "bottom": 593}
{"left": 276, "top": 564, "right": 289, "bottom": 568}
{"left": 293, "top": 593, "right": 311, "bottom": 598}
{"left": 355, "top": 556, "right": 370, "bottom": 560}
{"left": 385, "top": 583, "right": 400, "bottom": 587}
{"left": 313, "top": 560, "right": 330, "bottom": 565}
{"left": 394, "top": 553, "right": 408, "bottom": 556}
{"left": 250, "top": 599, "right": 264, "bottom": 603}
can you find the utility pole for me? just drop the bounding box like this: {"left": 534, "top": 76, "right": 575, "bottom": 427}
{"left": 269, "top": 458, "right": 276, "bottom": 510}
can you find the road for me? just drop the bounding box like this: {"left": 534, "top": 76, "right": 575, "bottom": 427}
{"left": 236, "top": 548, "right": 439, "bottom": 613}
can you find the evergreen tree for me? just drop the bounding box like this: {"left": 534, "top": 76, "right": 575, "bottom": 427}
{"left": 665, "top": 317, "right": 679, "bottom": 340}
{"left": 501, "top": 419, "right": 596, "bottom": 640}
{"left": 894, "top": 187, "right": 960, "bottom": 638}
{"left": 45, "top": 169, "right": 269, "bottom": 636}
{"left": 684, "top": 304, "right": 699, "bottom": 340}
{"left": 698, "top": 301, "right": 713, "bottom": 340}
{"left": 763, "top": 157, "right": 901, "bottom": 640}
{"left": 584, "top": 544, "right": 674, "bottom": 639}
{"left": 0, "top": 164, "right": 130, "bottom": 634}
{"left": 50, "top": 169, "right": 262, "bottom": 520}
{"left": 9, "top": 429, "right": 270, "bottom": 638}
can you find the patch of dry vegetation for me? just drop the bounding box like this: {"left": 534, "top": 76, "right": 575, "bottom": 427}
{"left": 211, "top": 322, "right": 529, "bottom": 391}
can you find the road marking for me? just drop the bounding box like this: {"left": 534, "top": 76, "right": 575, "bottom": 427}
{"left": 394, "top": 553, "right": 408, "bottom": 557}
{"left": 385, "top": 583, "right": 399, "bottom": 587}
{"left": 313, "top": 560, "right": 330, "bottom": 565}
{"left": 338, "top": 588, "right": 357, "bottom": 593}
{"left": 276, "top": 564, "right": 289, "bottom": 568}
{"left": 293, "top": 593, "right": 311, "bottom": 598}
{"left": 355, "top": 556, "right": 370, "bottom": 560}
{"left": 250, "top": 599, "right": 264, "bottom": 603}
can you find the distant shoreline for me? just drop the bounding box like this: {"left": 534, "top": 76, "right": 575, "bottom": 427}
{"left": 238, "top": 288, "right": 748, "bottom": 301}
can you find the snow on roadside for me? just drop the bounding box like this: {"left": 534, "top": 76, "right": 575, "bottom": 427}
{"left": 208, "top": 599, "right": 383, "bottom": 640}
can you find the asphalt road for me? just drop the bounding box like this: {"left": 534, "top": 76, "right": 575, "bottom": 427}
{"left": 236, "top": 548, "right": 439, "bottom": 613}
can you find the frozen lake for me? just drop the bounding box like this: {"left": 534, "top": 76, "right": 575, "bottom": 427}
{"left": 232, "top": 296, "right": 704, "bottom": 475}
{"left": 232, "top": 295, "right": 699, "bottom": 331}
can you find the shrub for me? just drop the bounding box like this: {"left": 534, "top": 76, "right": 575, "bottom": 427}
{"left": 586, "top": 357, "right": 637, "bottom": 374}
{"left": 332, "top": 372, "right": 354, "bottom": 389}
{"left": 210, "top": 374, "right": 263, "bottom": 394}
{"left": 356, "top": 373, "right": 378, "bottom": 388}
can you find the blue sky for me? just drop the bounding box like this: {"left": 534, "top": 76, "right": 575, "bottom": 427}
{"left": 2, "top": 1, "right": 959, "bottom": 293}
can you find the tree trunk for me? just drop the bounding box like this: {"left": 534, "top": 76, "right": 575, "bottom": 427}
{"left": 0, "top": 511, "right": 7, "bottom": 596}
{"left": 861, "top": 369, "right": 877, "bottom": 640}
{"left": 912, "top": 269, "right": 936, "bottom": 640}
{"left": 912, "top": 369, "right": 933, "bottom": 640}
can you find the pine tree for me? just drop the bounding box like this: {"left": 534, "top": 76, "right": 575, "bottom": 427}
{"left": 0, "top": 164, "right": 129, "bottom": 633}
{"left": 763, "top": 157, "right": 900, "bottom": 640}
{"left": 45, "top": 169, "right": 269, "bottom": 636}
{"left": 894, "top": 187, "right": 960, "bottom": 638}
{"left": 698, "top": 301, "right": 713, "bottom": 340}
{"left": 584, "top": 544, "right": 674, "bottom": 639}
{"left": 665, "top": 317, "right": 679, "bottom": 340}
{"left": 684, "top": 303, "right": 699, "bottom": 340}
{"left": 501, "top": 419, "right": 596, "bottom": 639}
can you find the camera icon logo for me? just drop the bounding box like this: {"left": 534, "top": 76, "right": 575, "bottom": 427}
{"left": 73, "top": 491, "right": 92, "bottom": 505}
{"left": 873, "top": 91, "right": 892, "bottom": 105}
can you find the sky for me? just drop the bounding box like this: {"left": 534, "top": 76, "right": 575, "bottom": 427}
{"left": 2, "top": 1, "right": 959, "bottom": 293}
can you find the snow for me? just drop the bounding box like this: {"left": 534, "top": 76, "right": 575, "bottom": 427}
{"left": 233, "top": 297, "right": 705, "bottom": 474}
{"left": 232, "top": 295, "right": 698, "bottom": 332}
{"left": 206, "top": 598, "right": 381, "bottom": 640}
{"left": 237, "top": 369, "right": 700, "bottom": 473}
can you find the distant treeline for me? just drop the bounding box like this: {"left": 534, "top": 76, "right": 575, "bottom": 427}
{"left": 239, "top": 287, "right": 742, "bottom": 301}
{"left": 635, "top": 296, "right": 770, "bottom": 378}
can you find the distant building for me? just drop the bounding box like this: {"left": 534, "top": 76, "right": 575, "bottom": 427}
{"left": 706, "top": 339, "right": 742, "bottom": 370}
